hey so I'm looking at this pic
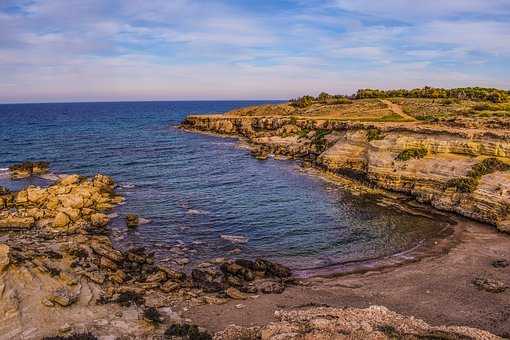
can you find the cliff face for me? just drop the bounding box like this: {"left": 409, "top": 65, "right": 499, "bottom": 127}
{"left": 182, "top": 115, "right": 510, "bottom": 232}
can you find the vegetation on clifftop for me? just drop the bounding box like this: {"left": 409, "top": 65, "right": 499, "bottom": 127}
{"left": 355, "top": 87, "right": 509, "bottom": 103}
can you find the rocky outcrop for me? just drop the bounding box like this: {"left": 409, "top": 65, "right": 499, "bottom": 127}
{"left": 182, "top": 115, "right": 510, "bottom": 232}
{"left": 8, "top": 161, "right": 49, "bottom": 179}
{"left": 214, "top": 306, "right": 499, "bottom": 339}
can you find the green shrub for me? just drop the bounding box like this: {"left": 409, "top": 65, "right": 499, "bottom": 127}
{"left": 395, "top": 147, "right": 428, "bottom": 161}
{"left": 290, "top": 95, "right": 315, "bottom": 108}
{"left": 467, "top": 158, "right": 510, "bottom": 178}
{"left": 445, "top": 158, "right": 510, "bottom": 193}
{"left": 445, "top": 177, "right": 479, "bottom": 193}
{"left": 366, "top": 128, "right": 384, "bottom": 142}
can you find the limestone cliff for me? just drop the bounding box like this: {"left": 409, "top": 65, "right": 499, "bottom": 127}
{"left": 181, "top": 115, "right": 510, "bottom": 232}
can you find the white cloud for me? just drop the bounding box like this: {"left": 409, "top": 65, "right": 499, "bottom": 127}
{"left": 0, "top": 0, "right": 509, "bottom": 102}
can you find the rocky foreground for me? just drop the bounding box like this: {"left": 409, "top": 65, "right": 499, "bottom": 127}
{"left": 0, "top": 167, "right": 504, "bottom": 338}
{"left": 181, "top": 114, "right": 510, "bottom": 233}
{"left": 0, "top": 168, "right": 301, "bottom": 339}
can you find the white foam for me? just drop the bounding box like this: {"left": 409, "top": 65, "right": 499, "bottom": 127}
{"left": 186, "top": 209, "right": 209, "bottom": 215}
{"left": 220, "top": 234, "right": 249, "bottom": 244}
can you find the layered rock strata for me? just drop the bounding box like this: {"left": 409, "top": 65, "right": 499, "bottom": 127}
{"left": 182, "top": 115, "right": 510, "bottom": 232}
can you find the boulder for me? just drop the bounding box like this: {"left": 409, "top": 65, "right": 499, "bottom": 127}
{"left": 254, "top": 258, "right": 291, "bottom": 278}
{"left": 59, "top": 174, "right": 81, "bottom": 186}
{"left": 26, "top": 187, "right": 47, "bottom": 203}
{"left": 126, "top": 213, "right": 139, "bottom": 228}
{"left": 258, "top": 280, "right": 285, "bottom": 294}
{"left": 90, "top": 213, "right": 109, "bottom": 227}
{"left": 90, "top": 241, "right": 123, "bottom": 262}
{"left": 0, "top": 244, "right": 10, "bottom": 272}
{"left": 15, "top": 190, "right": 29, "bottom": 205}
{"left": 49, "top": 287, "right": 78, "bottom": 306}
{"left": 159, "top": 266, "right": 186, "bottom": 281}
{"left": 226, "top": 287, "right": 248, "bottom": 300}
{"left": 146, "top": 270, "right": 167, "bottom": 283}
{"left": 59, "top": 194, "right": 84, "bottom": 209}
{"left": 160, "top": 281, "right": 180, "bottom": 293}
{"left": 0, "top": 215, "right": 35, "bottom": 229}
{"left": 191, "top": 266, "right": 225, "bottom": 292}
{"left": 53, "top": 212, "right": 71, "bottom": 228}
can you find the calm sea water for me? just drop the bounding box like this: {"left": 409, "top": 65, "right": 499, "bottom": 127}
{"left": 0, "top": 101, "right": 446, "bottom": 273}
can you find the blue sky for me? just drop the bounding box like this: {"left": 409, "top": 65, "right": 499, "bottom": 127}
{"left": 1, "top": 0, "right": 509, "bottom": 103}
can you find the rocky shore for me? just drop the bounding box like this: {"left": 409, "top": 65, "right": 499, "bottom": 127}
{"left": 0, "top": 166, "right": 302, "bottom": 339}
{"left": 181, "top": 114, "right": 510, "bottom": 233}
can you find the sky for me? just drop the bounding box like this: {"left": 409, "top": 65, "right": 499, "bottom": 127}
{"left": 1, "top": 0, "right": 509, "bottom": 103}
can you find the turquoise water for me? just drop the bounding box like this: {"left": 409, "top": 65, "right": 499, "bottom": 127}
{"left": 0, "top": 101, "right": 447, "bottom": 273}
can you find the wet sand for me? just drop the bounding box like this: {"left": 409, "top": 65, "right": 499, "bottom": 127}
{"left": 184, "top": 219, "right": 510, "bottom": 337}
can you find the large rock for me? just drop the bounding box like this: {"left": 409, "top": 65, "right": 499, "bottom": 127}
{"left": 9, "top": 161, "right": 48, "bottom": 179}
{"left": 26, "top": 187, "right": 47, "bottom": 204}
{"left": 215, "top": 306, "right": 500, "bottom": 339}
{"left": 191, "top": 265, "right": 225, "bottom": 292}
{"left": 0, "top": 215, "right": 35, "bottom": 229}
{"left": 90, "top": 213, "right": 109, "bottom": 227}
{"left": 0, "top": 244, "right": 10, "bottom": 272}
{"left": 48, "top": 287, "right": 78, "bottom": 306}
{"left": 90, "top": 241, "right": 123, "bottom": 262}
{"left": 59, "top": 174, "right": 81, "bottom": 186}
{"left": 15, "top": 190, "right": 28, "bottom": 205}
{"left": 59, "top": 194, "right": 84, "bottom": 209}
{"left": 53, "top": 212, "right": 71, "bottom": 228}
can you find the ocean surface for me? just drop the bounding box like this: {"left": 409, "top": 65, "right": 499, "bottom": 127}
{"left": 0, "top": 101, "right": 448, "bottom": 274}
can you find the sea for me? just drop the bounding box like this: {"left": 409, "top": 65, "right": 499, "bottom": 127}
{"left": 0, "top": 101, "right": 448, "bottom": 275}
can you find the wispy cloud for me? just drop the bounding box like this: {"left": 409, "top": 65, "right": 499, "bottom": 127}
{"left": 0, "top": 0, "right": 509, "bottom": 102}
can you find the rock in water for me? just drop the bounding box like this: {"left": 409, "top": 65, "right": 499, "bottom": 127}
{"left": 126, "top": 213, "right": 139, "bottom": 228}
{"left": 9, "top": 161, "right": 49, "bottom": 179}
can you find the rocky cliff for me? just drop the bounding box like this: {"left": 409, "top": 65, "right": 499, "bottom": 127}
{"left": 182, "top": 115, "right": 510, "bottom": 232}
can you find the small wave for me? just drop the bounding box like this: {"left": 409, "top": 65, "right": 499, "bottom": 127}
{"left": 120, "top": 182, "right": 136, "bottom": 189}
{"left": 0, "top": 168, "right": 8, "bottom": 171}
{"left": 186, "top": 209, "right": 209, "bottom": 215}
{"left": 139, "top": 218, "right": 151, "bottom": 225}
{"left": 37, "top": 173, "right": 60, "bottom": 181}
{"left": 221, "top": 234, "right": 249, "bottom": 244}
{"left": 107, "top": 213, "right": 119, "bottom": 219}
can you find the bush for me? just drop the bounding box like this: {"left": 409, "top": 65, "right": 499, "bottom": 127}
{"left": 366, "top": 128, "right": 384, "bottom": 142}
{"left": 445, "top": 177, "right": 479, "bottom": 193}
{"left": 164, "top": 324, "right": 212, "bottom": 340}
{"left": 446, "top": 158, "right": 509, "bottom": 193}
{"left": 395, "top": 147, "right": 428, "bottom": 161}
{"left": 467, "top": 158, "right": 510, "bottom": 178}
{"left": 290, "top": 95, "right": 315, "bottom": 108}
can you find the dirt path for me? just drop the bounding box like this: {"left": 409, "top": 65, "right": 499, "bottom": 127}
{"left": 380, "top": 99, "right": 417, "bottom": 121}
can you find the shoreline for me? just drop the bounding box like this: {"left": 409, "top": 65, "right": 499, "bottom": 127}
{"left": 179, "top": 122, "right": 510, "bottom": 337}
{"left": 180, "top": 125, "right": 466, "bottom": 279}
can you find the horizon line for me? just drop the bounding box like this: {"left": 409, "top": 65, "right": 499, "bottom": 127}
{"left": 0, "top": 98, "right": 287, "bottom": 105}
